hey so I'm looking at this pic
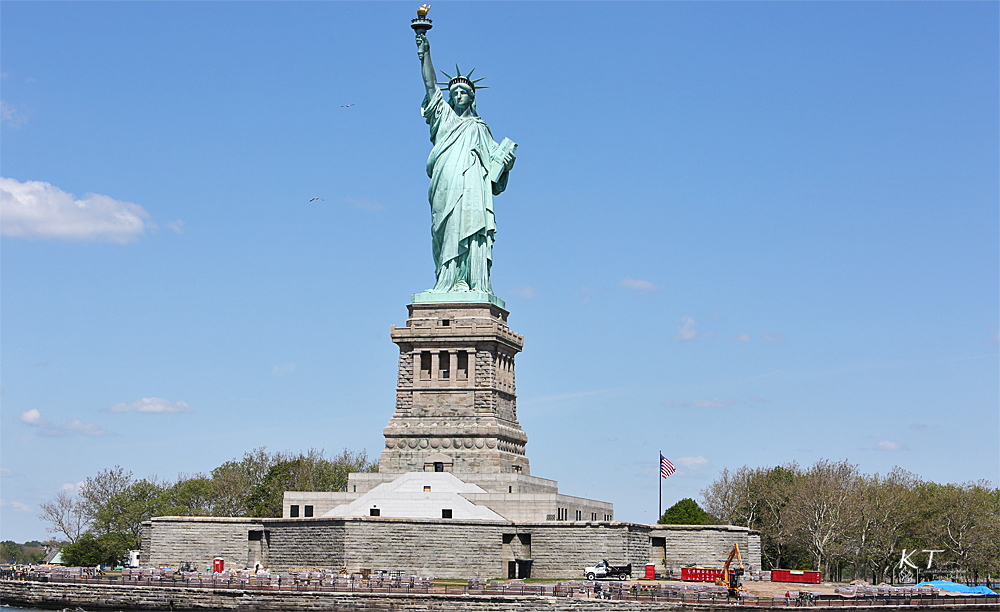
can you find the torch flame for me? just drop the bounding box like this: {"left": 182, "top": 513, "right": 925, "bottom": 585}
{"left": 417, "top": 4, "right": 431, "bottom": 17}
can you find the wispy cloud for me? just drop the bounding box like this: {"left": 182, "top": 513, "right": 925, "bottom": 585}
{"left": 272, "top": 362, "right": 296, "bottom": 376}
{"left": 166, "top": 219, "right": 186, "bottom": 234}
{"left": 619, "top": 277, "right": 660, "bottom": 293}
{"left": 0, "top": 467, "right": 14, "bottom": 477}
{"left": 1, "top": 100, "right": 28, "bottom": 128}
{"left": 106, "top": 397, "right": 191, "bottom": 414}
{"left": 665, "top": 398, "right": 736, "bottom": 409}
{"left": 19, "top": 409, "right": 110, "bottom": 437}
{"left": 575, "top": 285, "right": 608, "bottom": 304}
{"left": 345, "top": 197, "right": 384, "bottom": 211}
{"left": 675, "top": 316, "right": 711, "bottom": 341}
{"left": 675, "top": 456, "right": 710, "bottom": 474}
{"left": 874, "top": 440, "right": 908, "bottom": 451}
{"left": 61, "top": 481, "right": 84, "bottom": 493}
{"left": 509, "top": 285, "right": 537, "bottom": 299}
{"left": 733, "top": 333, "right": 751, "bottom": 343}
{"left": 762, "top": 332, "right": 785, "bottom": 343}
{"left": 1, "top": 177, "right": 151, "bottom": 243}
{"left": 0, "top": 499, "right": 31, "bottom": 512}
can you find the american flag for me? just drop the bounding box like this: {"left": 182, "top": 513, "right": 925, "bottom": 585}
{"left": 660, "top": 454, "right": 676, "bottom": 478}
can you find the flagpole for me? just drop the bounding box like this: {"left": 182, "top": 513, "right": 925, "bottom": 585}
{"left": 658, "top": 451, "right": 662, "bottom": 522}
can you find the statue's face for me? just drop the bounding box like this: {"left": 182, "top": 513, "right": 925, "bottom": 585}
{"left": 450, "top": 86, "right": 474, "bottom": 110}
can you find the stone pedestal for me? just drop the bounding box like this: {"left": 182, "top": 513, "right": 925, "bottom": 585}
{"left": 380, "top": 301, "right": 529, "bottom": 475}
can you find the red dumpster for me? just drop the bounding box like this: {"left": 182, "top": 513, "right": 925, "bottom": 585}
{"left": 771, "top": 569, "right": 820, "bottom": 584}
{"left": 213, "top": 558, "right": 224, "bottom": 573}
{"left": 681, "top": 567, "right": 723, "bottom": 582}
{"left": 645, "top": 564, "right": 655, "bottom": 580}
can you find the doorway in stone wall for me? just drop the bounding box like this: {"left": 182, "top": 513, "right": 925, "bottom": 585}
{"left": 502, "top": 533, "right": 531, "bottom": 578}
{"left": 248, "top": 530, "right": 269, "bottom": 570}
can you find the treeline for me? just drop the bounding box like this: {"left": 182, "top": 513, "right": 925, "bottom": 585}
{"left": 1, "top": 540, "right": 47, "bottom": 565}
{"left": 701, "top": 460, "right": 999, "bottom": 583}
{"left": 39, "top": 448, "right": 377, "bottom": 567}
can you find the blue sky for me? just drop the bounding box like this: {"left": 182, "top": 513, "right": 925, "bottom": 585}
{"left": 2, "top": 1, "right": 997, "bottom": 543}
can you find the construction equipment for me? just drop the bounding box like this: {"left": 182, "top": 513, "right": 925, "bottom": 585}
{"left": 715, "top": 543, "right": 746, "bottom": 598}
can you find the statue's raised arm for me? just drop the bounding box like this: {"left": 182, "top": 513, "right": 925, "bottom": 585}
{"left": 416, "top": 34, "right": 437, "bottom": 100}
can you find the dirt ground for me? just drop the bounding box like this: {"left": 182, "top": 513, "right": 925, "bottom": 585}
{"left": 636, "top": 579, "right": 837, "bottom": 598}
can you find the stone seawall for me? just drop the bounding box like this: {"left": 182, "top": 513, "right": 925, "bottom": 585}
{"left": 1, "top": 581, "right": 994, "bottom": 612}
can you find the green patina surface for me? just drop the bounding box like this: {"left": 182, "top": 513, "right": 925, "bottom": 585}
{"left": 412, "top": 14, "right": 516, "bottom": 305}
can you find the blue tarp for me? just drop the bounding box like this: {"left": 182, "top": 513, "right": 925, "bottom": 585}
{"left": 915, "top": 580, "right": 996, "bottom": 595}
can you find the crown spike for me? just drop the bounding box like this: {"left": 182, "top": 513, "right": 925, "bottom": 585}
{"left": 440, "top": 70, "right": 454, "bottom": 80}
{"left": 466, "top": 68, "right": 476, "bottom": 78}
{"left": 455, "top": 63, "right": 462, "bottom": 77}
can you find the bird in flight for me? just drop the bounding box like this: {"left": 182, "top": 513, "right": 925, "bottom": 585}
{"left": 341, "top": 104, "right": 355, "bottom": 108}
{"left": 309, "top": 197, "right": 324, "bottom": 202}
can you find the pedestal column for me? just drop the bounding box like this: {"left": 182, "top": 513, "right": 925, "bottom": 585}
{"left": 380, "top": 301, "right": 529, "bottom": 475}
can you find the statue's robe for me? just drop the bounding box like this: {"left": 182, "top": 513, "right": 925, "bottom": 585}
{"left": 422, "top": 87, "right": 509, "bottom": 292}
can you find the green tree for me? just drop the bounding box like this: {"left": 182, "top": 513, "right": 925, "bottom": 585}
{"left": 785, "top": 459, "right": 859, "bottom": 575}
{"left": 161, "top": 476, "right": 215, "bottom": 516}
{"left": 60, "top": 532, "right": 126, "bottom": 567}
{"left": 246, "top": 448, "right": 378, "bottom": 518}
{"left": 91, "top": 478, "right": 169, "bottom": 550}
{"left": 658, "top": 498, "right": 715, "bottom": 525}
{"left": 847, "top": 467, "right": 920, "bottom": 583}
{"left": 915, "top": 480, "right": 1000, "bottom": 581}
{"left": 209, "top": 447, "right": 279, "bottom": 517}
{"left": 1, "top": 541, "right": 25, "bottom": 564}
{"left": 78, "top": 465, "right": 133, "bottom": 523}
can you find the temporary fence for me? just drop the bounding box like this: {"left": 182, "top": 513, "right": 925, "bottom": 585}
{"left": 6, "top": 566, "right": 998, "bottom": 608}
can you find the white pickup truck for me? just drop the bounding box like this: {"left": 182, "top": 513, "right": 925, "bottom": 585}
{"left": 584, "top": 559, "right": 632, "bottom": 580}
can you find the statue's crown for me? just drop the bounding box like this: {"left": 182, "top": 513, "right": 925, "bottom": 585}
{"left": 438, "top": 65, "right": 488, "bottom": 92}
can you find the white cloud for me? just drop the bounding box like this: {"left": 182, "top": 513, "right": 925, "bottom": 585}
{"left": 874, "top": 440, "right": 907, "bottom": 451}
{"left": 345, "top": 197, "right": 384, "bottom": 211}
{"left": 0, "top": 467, "right": 13, "bottom": 477}
{"left": 55, "top": 419, "right": 107, "bottom": 437}
{"left": 19, "top": 408, "right": 43, "bottom": 425}
{"left": 509, "top": 285, "right": 537, "bottom": 299}
{"left": 619, "top": 277, "right": 659, "bottom": 293}
{"left": 1, "top": 100, "right": 27, "bottom": 128}
{"left": 0, "top": 499, "right": 31, "bottom": 512}
{"left": 674, "top": 316, "right": 710, "bottom": 341}
{"left": 0, "top": 177, "right": 151, "bottom": 243}
{"left": 61, "top": 481, "right": 84, "bottom": 493}
{"left": 675, "top": 456, "right": 710, "bottom": 473}
{"left": 733, "top": 333, "right": 751, "bottom": 343}
{"left": 166, "top": 219, "right": 186, "bottom": 234}
{"left": 272, "top": 362, "right": 296, "bottom": 376}
{"left": 19, "top": 408, "right": 109, "bottom": 437}
{"left": 762, "top": 332, "right": 785, "bottom": 343}
{"left": 107, "top": 397, "right": 191, "bottom": 414}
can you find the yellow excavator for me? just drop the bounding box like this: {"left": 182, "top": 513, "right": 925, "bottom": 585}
{"left": 715, "top": 543, "right": 747, "bottom": 599}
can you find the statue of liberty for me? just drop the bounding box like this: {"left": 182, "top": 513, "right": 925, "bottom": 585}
{"left": 413, "top": 16, "right": 516, "bottom": 300}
